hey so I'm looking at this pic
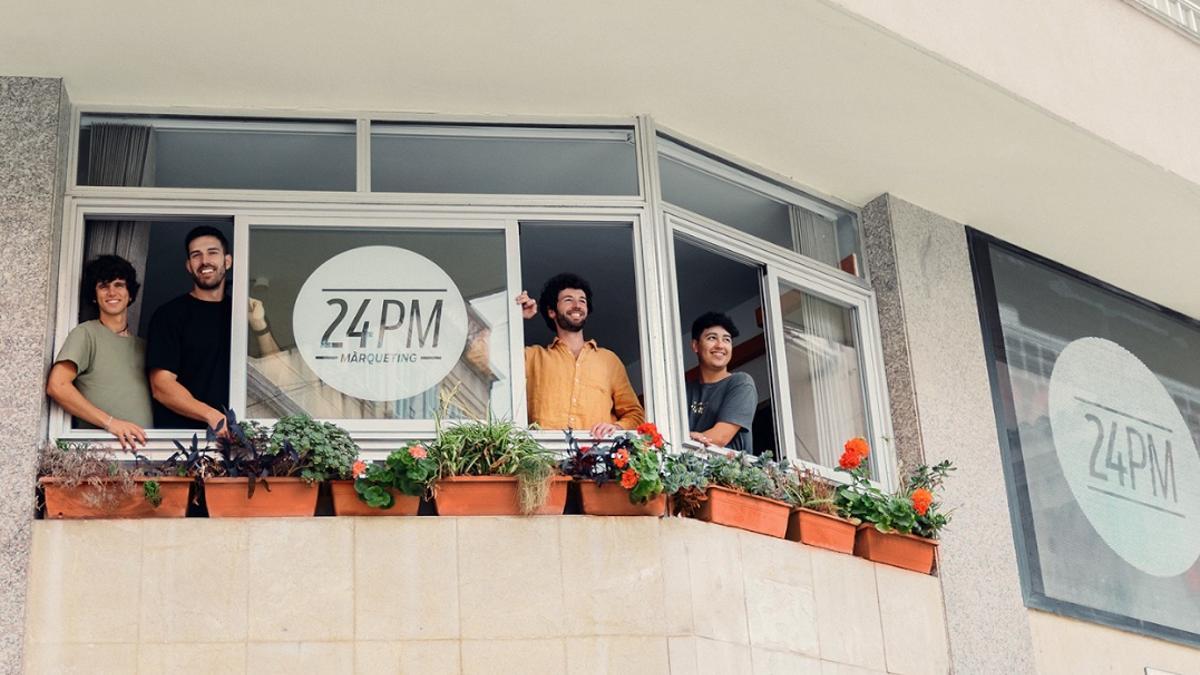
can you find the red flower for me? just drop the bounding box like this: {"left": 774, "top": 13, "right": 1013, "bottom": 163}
{"left": 844, "top": 437, "right": 870, "bottom": 460}
{"left": 650, "top": 433, "right": 664, "bottom": 448}
{"left": 620, "top": 469, "right": 639, "bottom": 489}
{"left": 838, "top": 449, "right": 863, "bottom": 470}
{"left": 352, "top": 459, "right": 367, "bottom": 478}
{"left": 582, "top": 445, "right": 593, "bottom": 455}
{"left": 613, "top": 448, "right": 630, "bottom": 468}
{"left": 636, "top": 422, "right": 658, "bottom": 436}
{"left": 408, "top": 445, "right": 428, "bottom": 459}
{"left": 911, "top": 488, "right": 933, "bottom": 516}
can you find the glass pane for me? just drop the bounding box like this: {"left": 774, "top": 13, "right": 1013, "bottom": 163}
{"left": 776, "top": 282, "right": 870, "bottom": 473}
{"left": 658, "top": 137, "right": 862, "bottom": 275}
{"left": 246, "top": 226, "right": 511, "bottom": 421}
{"left": 372, "top": 124, "right": 638, "bottom": 195}
{"left": 78, "top": 114, "right": 356, "bottom": 191}
{"left": 673, "top": 236, "right": 774, "bottom": 457}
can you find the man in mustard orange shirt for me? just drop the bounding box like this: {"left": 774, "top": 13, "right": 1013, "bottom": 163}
{"left": 516, "top": 273, "right": 645, "bottom": 438}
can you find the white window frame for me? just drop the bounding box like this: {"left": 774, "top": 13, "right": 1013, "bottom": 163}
{"left": 54, "top": 107, "right": 890, "bottom": 476}
{"left": 661, "top": 208, "right": 896, "bottom": 489}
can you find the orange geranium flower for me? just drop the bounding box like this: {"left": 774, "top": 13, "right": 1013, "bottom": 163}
{"left": 352, "top": 459, "right": 367, "bottom": 478}
{"left": 837, "top": 448, "right": 863, "bottom": 470}
{"left": 408, "top": 445, "right": 427, "bottom": 459}
{"left": 613, "top": 448, "right": 630, "bottom": 468}
{"left": 620, "top": 469, "right": 639, "bottom": 489}
{"left": 911, "top": 488, "right": 933, "bottom": 516}
{"left": 636, "top": 422, "right": 658, "bottom": 436}
{"left": 844, "top": 437, "right": 870, "bottom": 459}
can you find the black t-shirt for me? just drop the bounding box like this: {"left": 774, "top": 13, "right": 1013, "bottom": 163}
{"left": 686, "top": 371, "right": 757, "bottom": 452}
{"left": 146, "top": 294, "right": 232, "bottom": 429}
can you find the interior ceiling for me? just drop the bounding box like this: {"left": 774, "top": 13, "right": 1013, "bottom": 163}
{"left": 4, "top": 0, "right": 1199, "bottom": 318}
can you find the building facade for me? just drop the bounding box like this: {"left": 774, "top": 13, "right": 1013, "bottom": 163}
{"left": 2, "top": 1, "right": 1199, "bottom": 673}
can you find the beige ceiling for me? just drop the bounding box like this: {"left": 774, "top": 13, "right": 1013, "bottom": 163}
{"left": 3, "top": 0, "right": 1198, "bottom": 317}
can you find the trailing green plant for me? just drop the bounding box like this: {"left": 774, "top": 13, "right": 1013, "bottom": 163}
{"left": 429, "top": 417, "right": 557, "bottom": 513}
{"left": 834, "top": 437, "right": 954, "bottom": 538}
{"left": 559, "top": 422, "right": 668, "bottom": 504}
{"left": 269, "top": 414, "right": 359, "bottom": 482}
{"left": 352, "top": 443, "right": 437, "bottom": 509}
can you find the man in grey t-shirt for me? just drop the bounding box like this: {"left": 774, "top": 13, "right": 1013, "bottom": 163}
{"left": 686, "top": 311, "right": 757, "bottom": 452}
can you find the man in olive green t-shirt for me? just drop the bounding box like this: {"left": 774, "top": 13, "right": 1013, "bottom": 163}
{"left": 47, "top": 255, "right": 152, "bottom": 449}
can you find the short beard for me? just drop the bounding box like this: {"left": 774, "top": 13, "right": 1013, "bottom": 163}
{"left": 554, "top": 312, "right": 586, "bottom": 333}
{"left": 192, "top": 268, "right": 226, "bottom": 290}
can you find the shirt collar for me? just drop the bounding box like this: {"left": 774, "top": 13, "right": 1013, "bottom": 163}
{"left": 549, "top": 336, "right": 598, "bottom": 351}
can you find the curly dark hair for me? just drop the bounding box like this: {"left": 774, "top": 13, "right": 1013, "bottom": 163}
{"left": 82, "top": 255, "right": 140, "bottom": 306}
{"left": 690, "top": 311, "right": 739, "bottom": 341}
{"left": 538, "top": 273, "right": 593, "bottom": 332}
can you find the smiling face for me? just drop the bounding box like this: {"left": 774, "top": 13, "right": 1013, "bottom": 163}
{"left": 692, "top": 325, "right": 734, "bottom": 370}
{"left": 185, "top": 234, "right": 231, "bottom": 291}
{"left": 549, "top": 287, "right": 589, "bottom": 333}
{"left": 94, "top": 278, "right": 131, "bottom": 318}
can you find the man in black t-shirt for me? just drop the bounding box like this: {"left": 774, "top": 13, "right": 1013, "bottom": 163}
{"left": 686, "top": 311, "right": 757, "bottom": 452}
{"left": 147, "top": 226, "right": 233, "bottom": 430}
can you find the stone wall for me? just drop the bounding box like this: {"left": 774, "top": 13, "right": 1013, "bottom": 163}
{"left": 0, "top": 76, "right": 69, "bottom": 675}
{"left": 24, "top": 516, "right": 950, "bottom": 674}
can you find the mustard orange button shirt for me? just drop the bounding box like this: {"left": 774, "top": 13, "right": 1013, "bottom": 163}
{"left": 524, "top": 338, "right": 645, "bottom": 431}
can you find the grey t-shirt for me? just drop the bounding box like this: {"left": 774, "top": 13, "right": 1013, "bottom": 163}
{"left": 686, "top": 371, "right": 756, "bottom": 452}
{"left": 55, "top": 320, "right": 153, "bottom": 428}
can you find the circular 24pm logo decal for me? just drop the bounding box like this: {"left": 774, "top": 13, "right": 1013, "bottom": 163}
{"left": 293, "top": 246, "right": 468, "bottom": 402}
{"left": 1048, "top": 337, "right": 1200, "bottom": 577}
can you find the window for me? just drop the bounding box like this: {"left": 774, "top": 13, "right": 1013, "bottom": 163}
{"left": 658, "top": 136, "right": 861, "bottom": 275}
{"left": 517, "top": 221, "right": 646, "bottom": 430}
{"left": 57, "top": 111, "right": 886, "bottom": 471}
{"left": 672, "top": 235, "right": 774, "bottom": 456}
{"left": 244, "top": 223, "right": 514, "bottom": 425}
{"left": 667, "top": 212, "right": 886, "bottom": 482}
{"left": 372, "top": 124, "right": 639, "bottom": 196}
{"left": 77, "top": 115, "right": 357, "bottom": 191}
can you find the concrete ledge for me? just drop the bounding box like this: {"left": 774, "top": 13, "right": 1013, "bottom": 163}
{"left": 25, "top": 516, "right": 949, "bottom": 674}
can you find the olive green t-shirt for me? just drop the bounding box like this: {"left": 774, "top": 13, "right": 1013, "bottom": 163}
{"left": 55, "top": 320, "right": 153, "bottom": 428}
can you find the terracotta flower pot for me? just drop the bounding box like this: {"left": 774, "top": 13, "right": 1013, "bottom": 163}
{"left": 203, "top": 477, "right": 318, "bottom": 517}
{"left": 786, "top": 508, "right": 858, "bottom": 554}
{"left": 329, "top": 480, "right": 420, "bottom": 516}
{"left": 40, "top": 476, "right": 191, "bottom": 519}
{"left": 578, "top": 480, "right": 667, "bottom": 516}
{"left": 694, "top": 485, "right": 791, "bottom": 538}
{"left": 434, "top": 475, "right": 569, "bottom": 516}
{"left": 853, "top": 524, "right": 938, "bottom": 574}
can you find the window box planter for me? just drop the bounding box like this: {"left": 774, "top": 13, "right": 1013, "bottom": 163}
{"left": 329, "top": 480, "right": 420, "bottom": 516}
{"left": 853, "top": 524, "right": 938, "bottom": 574}
{"left": 786, "top": 508, "right": 857, "bottom": 554}
{"left": 203, "top": 477, "right": 318, "bottom": 517}
{"left": 578, "top": 480, "right": 666, "bottom": 516}
{"left": 433, "top": 475, "right": 569, "bottom": 516}
{"left": 695, "top": 485, "right": 790, "bottom": 538}
{"left": 40, "top": 476, "right": 192, "bottom": 519}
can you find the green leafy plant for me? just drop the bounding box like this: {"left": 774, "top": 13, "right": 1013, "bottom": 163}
{"left": 269, "top": 414, "right": 360, "bottom": 483}
{"left": 559, "top": 422, "right": 668, "bottom": 504}
{"left": 834, "top": 437, "right": 954, "bottom": 538}
{"left": 353, "top": 443, "right": 437, "bottom": 509}
{"left": 429, "top": 417, "right": 558, "bottom": 513}
{"left": 705, "top": 451, "right": 780, "bottom": 499}
{"left": 663, "top": 450, "right": 709, "bottom": 516}
{"left": 781, "top": 467, "right": 844, "bottom": 517}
